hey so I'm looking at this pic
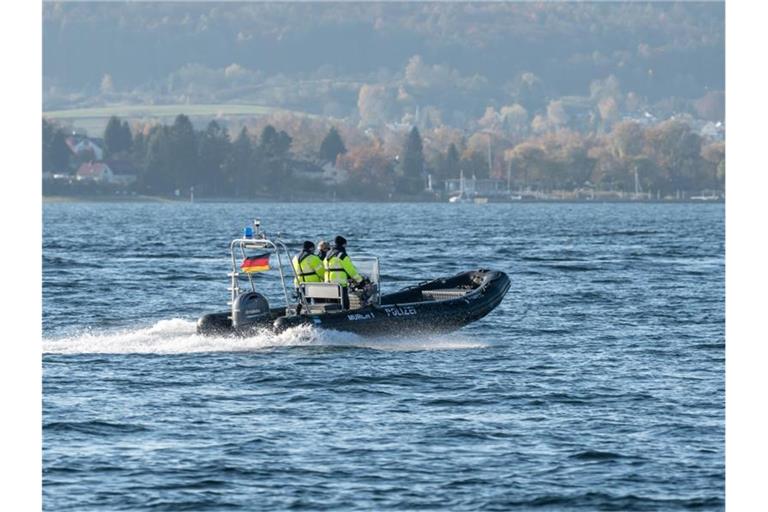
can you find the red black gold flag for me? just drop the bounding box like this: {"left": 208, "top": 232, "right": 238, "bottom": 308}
{"left": 240, "top": 253, "right": 270, "bottom": 273}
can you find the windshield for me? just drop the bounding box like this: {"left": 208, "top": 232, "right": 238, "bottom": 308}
{"left": 353, "top": 256, "right": 380, "bottom": 286}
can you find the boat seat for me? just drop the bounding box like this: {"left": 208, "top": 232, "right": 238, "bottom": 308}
{"left": 421, "top": 288, "right": 470, "bottom": 300}
{"left": 305, "top": 303, "right": 343, "bottom": 314}
{"left": 299, "top": 283, "right": 345, "bottom": 313}
{"left": 300, "top": 282, "right": 343, "bottom": 301}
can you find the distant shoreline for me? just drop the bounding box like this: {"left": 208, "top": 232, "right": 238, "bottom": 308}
{"left": 42, "top": 194, "right": 725, "bottom": 205}
{"left": 43, "top": 195, "right": 178, "bottom": 204}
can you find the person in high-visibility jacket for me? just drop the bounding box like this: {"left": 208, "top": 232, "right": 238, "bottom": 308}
{"left": 317, "top": 240, "right": 330, "bottom": 261}
{"left": 292, "top": 240, "right": 325, "bottom": 287}
{"left": 324, "top": 235, "right": 364, "bottom": 309}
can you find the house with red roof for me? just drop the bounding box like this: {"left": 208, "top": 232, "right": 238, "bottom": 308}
{"left": 76, "top": 160, "right": 138, "bottom": 186}
{"left": 76, "top": 162, "right": 114, "bottom": 182}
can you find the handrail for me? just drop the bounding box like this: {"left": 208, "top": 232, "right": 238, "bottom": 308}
{"left": 229, "top": 236, "right": 298, "bottom": 315}
{"left": 227, "top": 227, "right": 381, "bottom": 316}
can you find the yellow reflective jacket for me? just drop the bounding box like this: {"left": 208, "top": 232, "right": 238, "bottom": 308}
{"left": 324, "top": 248, "right": 362, "bottom": 287}
{"left": 292, "top": 252, "right": 325, "bottom": 285}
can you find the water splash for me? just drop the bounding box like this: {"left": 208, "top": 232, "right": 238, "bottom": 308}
{"left": 42, "top": 319, "right": 488, "bottom": 354}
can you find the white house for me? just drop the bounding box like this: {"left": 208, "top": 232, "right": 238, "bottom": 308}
{"left": 291, "top": 159, "right": 349, "bottom": 186}
{"left": 66, "top": 136, "right": 104, "bottom": 161}
{"left": 320, "top": 162, "right": 349, "bottom": 185}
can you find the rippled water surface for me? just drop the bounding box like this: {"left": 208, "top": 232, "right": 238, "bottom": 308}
{"left": 43, "top": 202, "right": 724, "bottom": 510}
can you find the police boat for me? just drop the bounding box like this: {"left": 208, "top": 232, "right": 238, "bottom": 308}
{"left": 196, "top": 221, "right": 511, "bottom": 337}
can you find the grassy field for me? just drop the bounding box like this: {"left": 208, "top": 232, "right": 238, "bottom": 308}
{"left": 43, "top": 103, "right": 294, "bottom": 135}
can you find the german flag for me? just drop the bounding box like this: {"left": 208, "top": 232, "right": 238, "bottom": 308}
{"left": 240, "top": 253, "right": 270, "bottom": 273}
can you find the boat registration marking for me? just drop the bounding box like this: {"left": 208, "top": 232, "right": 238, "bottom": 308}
{"left": 347, "top": 312, "right": 375, "bottom": 321}
{"left": 384, "top": 306, "right": 417, "bottom": 317}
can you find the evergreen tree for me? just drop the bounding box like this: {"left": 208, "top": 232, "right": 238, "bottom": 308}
{"left": 119, "top": 120, "right": 133, "bottom": 153}
{"left": 259, "top": 125, "right": 292, "bottom": 159}
{"left": 198, "top": 120, "right": 230, "bottom": 196}
{"left": 258, "top": 125, "right": 292, "bottom": 193}
{"left": 104, "top": 116, "right": 134, "bottom": 157}
{"left": 399, "top": 126, "right": 425, "bottom": 194}
{"left": 104, "top": 116, "right": 123, "bottom": 156}
{"left": 43, "top": 119, "right": 56, "bottom": 173}
{"left": 144, "top": 125, "right": 173, "bottom": 193}
{"left": 224, "top": 127, "right": 254, "bottom": 197}
{"left": 131, "top": 130, "right": 147, "bottom": 167}
{"left": 460, "top": 151, "right": 490, "bottom": 180}
{"left": 168, "top": 114, "right": 199, "bottom": 192}
{"left": 319, "top": 126, "right": 346, "bottom": 163}
{"left": 445, "top": 143, "right": 460, "bottom": 179}
{"left": 49, "top": 130, "right": 72, "bottom": 173}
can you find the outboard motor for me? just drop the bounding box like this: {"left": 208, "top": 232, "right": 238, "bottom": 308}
{"left": 232, "top": 291, "right": 270, "bottom": 330}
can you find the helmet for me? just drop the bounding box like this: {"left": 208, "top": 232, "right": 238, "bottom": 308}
{"left": 302, "top": 240, "right": 315, "bottom": 251}
{"left": 317, "top": 240, "right": 330, "bottom": 251}
{"left": 334, "top": 235, "right": 347, "bottom": 247}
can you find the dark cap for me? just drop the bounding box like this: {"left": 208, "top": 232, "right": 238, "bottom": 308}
{"left": 302, "top": 240, "right": 315, "bottom": 251}
{"left": 334, "top": 235, "right": 347, "bottom": 247}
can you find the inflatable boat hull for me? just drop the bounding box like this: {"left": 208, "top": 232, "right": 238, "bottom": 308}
{"left": 197, "top": 269, "right": 510, "bottom": 337}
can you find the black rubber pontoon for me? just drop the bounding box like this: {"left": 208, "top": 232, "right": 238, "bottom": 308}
{"left": 197, "top": 269, "right": 510, "bottom": 337}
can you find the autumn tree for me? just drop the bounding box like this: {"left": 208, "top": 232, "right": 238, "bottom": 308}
{"left": 645, "top": 120, "right": 705, "bottom": 194}
{"left": 508, "top": 142, "right": 546, "bottom": 190}
{"left": 357, "top": 84, "right": 397, "bottom": 127}
{"left": 337, "top": 143, "right": 396, "bottom": 199}
{"left": 610, "top": 121, "right": 644, "bottom": 159}
{"left": 546, "top": 100, "right": 569, "bottom": 130}
{"left": 588, "top": 144, "right": 620, "bottom": 190}
{"left": 554, "top": 132, "right": 594, "bottom": 188}
{"left": 701, "top": 141, "right": 725, "bottom": 191}
{"left": 597, "top": 97, "right": 619, "bottom": 132}
{"left": 694, "top": 91, "right": 725, "bottom": 122}
{"left": 500, "top": 104, "right": 529, "bottom": 136}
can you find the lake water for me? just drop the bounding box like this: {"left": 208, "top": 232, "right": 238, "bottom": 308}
{"left": 42, "top": 202, "right": 724, "bottom": 510}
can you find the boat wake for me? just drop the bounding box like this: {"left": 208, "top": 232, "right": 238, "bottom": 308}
{"left": 42, "top": 318, "right": 489, "bottom": 354}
